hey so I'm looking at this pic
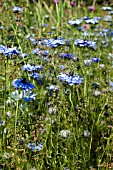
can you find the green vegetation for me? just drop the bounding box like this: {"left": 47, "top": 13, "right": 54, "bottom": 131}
{"left": 0, "top": 0, "right": 113, "bottom": 169}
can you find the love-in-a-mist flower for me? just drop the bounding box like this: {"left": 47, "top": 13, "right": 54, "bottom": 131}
{"left": 22, "top": 64, "right": 43, "bottom": 71}
{"left": 12, "top": 78, "right": 35, "bottom": 90}
{"left": 27, "top": 143, "right": 43, "bottom": 152}
{"left": 12, "top": 6, "right": 23, "bottom": 12}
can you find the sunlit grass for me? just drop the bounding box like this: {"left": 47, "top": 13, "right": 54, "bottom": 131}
{"left": 0, "top": 0, "right": 113, "bottom": 169}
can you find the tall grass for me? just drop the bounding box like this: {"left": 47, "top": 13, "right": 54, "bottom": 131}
{"left": 0, "top": 0, "right": 113, "bottom": 169}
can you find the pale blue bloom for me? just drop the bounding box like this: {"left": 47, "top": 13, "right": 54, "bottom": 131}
{"left": 12, "top": 6, "right": 23, "bottom": 12}
{"left": 27, "top": 143, "right": 43, "bottom": 152}
{"left": 68, "top": 19, "right": 83, "bottom": 26}
{"left": 57, "top": 73, "right": 83, "bottom": 86}
{"left": 12, "top": 78, "right": 35, "bottom": 90}
{"left": 102, "top": 6, "right": 112, "bottom": 11}
{"left": 22, "top": 64, "right": 43, "bottom": 71}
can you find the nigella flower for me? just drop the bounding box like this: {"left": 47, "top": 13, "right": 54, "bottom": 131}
{"left": 32, "top": 48, "right": 49, "bottom": 56}
{"left": 74, "top": 39, "right": 87, "bottom": 47}
{"left": 83, "top": 130, "right": 90, "bottom": 138}
{"left": 110, "top": 81, "right": 113, "bottom": 88}
{"left": 41, "top": 23, "right": 48, "bottom": 27}
{"left": 87, "top": 40, "right": 97, "bottom": 50}
{"left": 22, "top": 90, "right": 36, "bottom": 102}
{"left": 92, "top": 57, "right": 99, "bottom": 63}
{"left": 60, "top": 65, "right": 65, "bottom": 70}
{"left": 85, "top": 18, "right": 98, "bottom": 24}
{"left": 103, "top": 15, "right": 112, "bottom": 22}
{"left": 68, "top": 19, "right": 83, "bottom": 26}
{"left": 109, "top": 11, "right": 113, "bottom": 15}
{"left": 0, "top": 120, "right": 5, "bottom": 126}
{"left": 22, "top": 64, "right": 43, "bottom": 71}
{"left": 32, "top": 48, "right": 40, "bottom": 54}
{"left": 47, "top": 84, "right": 59, "bottom": 90}
{"left": 59, "top": 130, "right": 71, "bottom": 138}
{"left": 3, "top": 47, "right": 20, "bottom": 56}
{"left": 12, "top": 78, "right": 35, "bottom": 90}
{"left": 75, "top": 39, "right": 97, "bottom": 50}
{"left": 27, "top": 143, "right": 43, "bottom": 152}
{"left": 19, "top": 53, "right": 28, "bottom": 59}
{"left": 11, "top": 90, "right": 36, "bottom": 102}
{"left": 57, "top": 73, "right": 83, "bottom": 86}
{"left": 0, "top": 45, "right": 20, "bottom": 56}
{"left": 12, "top": 6, "right": 23, "bottom": 12}
{"left": 0, "top": 44, "right": 7, "bottom": 53}
{"left": 44, "top": 38, "right": 65, "bottom": 48}
{"left": 84, "top": 59, "right": 92, "bottom": 66}
{"left": 102, "top": 6, "right": 112, "bottom": 11}
{"left": 59, "top": 53, "right": 73, "bottom": 59}
{"left": 30, "top": 72, "right": 41, "bottom": 80}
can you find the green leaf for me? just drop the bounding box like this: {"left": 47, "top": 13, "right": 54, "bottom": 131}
{"left": 0, "top": 76, "right": 5, "bottom": 81}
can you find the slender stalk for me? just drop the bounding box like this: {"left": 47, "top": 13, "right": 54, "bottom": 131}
{"left": 15, "top": 99, "right": 18, "bottom": 142}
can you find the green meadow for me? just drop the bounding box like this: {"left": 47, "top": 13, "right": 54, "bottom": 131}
{"left": 0, "top": 0, "right": 113, "bottom": 169}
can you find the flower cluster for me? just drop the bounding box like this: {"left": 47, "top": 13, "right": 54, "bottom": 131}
{"left": 74, "top": 39, "right": 97, "bottom": 50}
{"left": 27, "top": 143, "right": 43, "bottom": 152}
{"left": 43, "top": 38, "right": 66, "bottom": 47}
{"left": 22, "top": 64, "right": 43, "bottom": 71}
{"left": 0, "top": 44, "right": 20, "bottom": 56}
{"left": 12, "top": 6, "right": 23, "bottom": 12}
{"left": 12, "top": 78, "right": 35, "bottom": 90}
{"left": 57, "top": 73, "right": 83, "bottom": 86}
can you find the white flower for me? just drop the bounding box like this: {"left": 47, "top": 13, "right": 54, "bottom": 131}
{"left": 59, "top": 130, "right": 70, "bottom": 138}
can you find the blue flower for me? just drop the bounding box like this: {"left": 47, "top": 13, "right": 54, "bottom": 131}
{"left": 74, "top": 39, "right": 87, "bottom": 47}
{"left": 30, "top": 72, "right": 44, "bottom": 85}
{"left": 10, "top": 90, "right": 36, "bottom": 102}
{"left": 22, "top": 91, "right": 36, "bottom": 102}
{"left": 103, "top": 15, "right": 112, "bottom": 22}
{"left": 0, "top": 44, "right": 7, "bottom": 53}
{"left": 110, "top": 81, "right": 113, "bottom": 88}
{"left": 0, "top": 45, "right": 20, "bottom": 56}
{"left": 19, "top": 53, "right": 28, "bottom": 58}
{"left": 57, "top": 73, "right": 83, "bottom": 86}
{"left": 60, "top": 65, "right": 65, "bottom": 70}
{"left": 22, "top": 64, "right": 43, "bottom": 71}
{"left": 87, "top": 40, "right": 97, "bottom": 49}
{"left": 44, "top": 38, "right": 65, "bottom": 47}
{"left": 27, "top": 143, "right": 43, "bottom": 152}
{"left": 75, "top": 39, "right": 97, "bottom": 50}
{"left": 102, "top": 6, "right": 112, "bottom": 11}
{"left": 41, "top": 23, "right": 48, "bottom": 27}
{"left": 85, "top": 19, "right": 98, "bottom": 24}
{"left": 3, "top": 47, "right": 20, "bottom": 56}
{"left": 0, "top": 120, "right": 5, "bottom": 126}
{"left": 47, "top": 84, "right": 59, "bottom": 90}
{"left": 32, "top": 48, "right": 40, "bottom": 54}
{"left": 32, "top": 48, "right": 49, "bottom": 56}
{"left": 59, "top": 53, "right": 73, "bottom": 59}
{"left": 92, "top": 57, "right": 99, "bottom": 63}
{"left": 12, "top": 6, "right": 23, "bottom": 12}
{"left": 12, "top": 78, "right": 35, "bottom": 90}
{"left": 68, "top": 19, "right": 83, "bottom": 26}
{"left": 109, "top": 11, "right": 113, "bottom": 15}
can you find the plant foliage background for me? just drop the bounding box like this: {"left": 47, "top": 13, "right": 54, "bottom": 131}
{"left": 0, "top": 0, "right": 113, "bottom": 169}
